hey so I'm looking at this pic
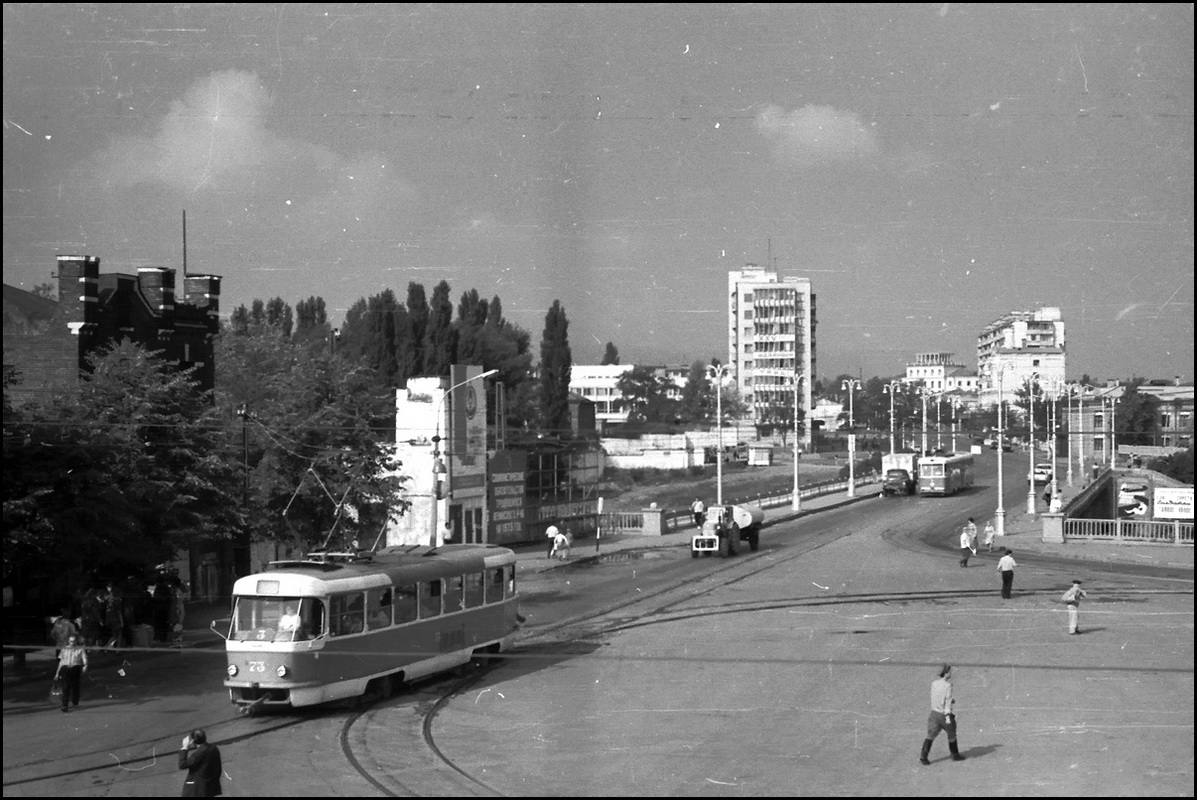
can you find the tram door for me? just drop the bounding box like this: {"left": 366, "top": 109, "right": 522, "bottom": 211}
{"left": 449, "top": 505, "right": 464, "bottom": 543}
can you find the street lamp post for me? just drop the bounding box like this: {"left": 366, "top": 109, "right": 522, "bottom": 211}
{"left": 950, "top": 395, "right": 960, "bottom": 453}
{"left": 920, "top": 388, "right": 929, "bottom": 456}
{"left": 990, "top": 365, "right": 1008, "bottom": 538}
{"left": 792, "top": 374, "right": 805, "bottom": 511}
{"left": 883, "top": 381, "right": 901, "bottom": 455}
{"left": 1108, "top": 388, "right": 1120, "bottom": 467}
{"left": 1047, "top": 382, "right": 1062, "bottom": 512}
{"left": 841, "top": 379, "right": 862, "bottom": 498}
{"left": 707, "top": 364, "right": 731, "bottom": 506}
{"left": 431, "top": 368, "right": 498, "bottom": 546}
{"left": 1026, "top": 373, "right": 1039, "bottom": 515}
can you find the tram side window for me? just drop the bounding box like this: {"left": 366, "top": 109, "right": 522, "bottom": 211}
{"left": 418, "top": 579, "right": 442, "bottom": 619}
{"left": 485, "top": 567, "right": 505, "bottom": 604}
{"left": 464, "top": 572, "right": 485, "bottom": 608}
{"left": 444, "top": 575, "right": 464, "bottom": 613}
{"left": 367, "top": 588, "right": 393, "bottom": 630}
{"left": 393, "top": 584, "right": 417, "bottom": 624}
{"left": 331, "top": 592, "right": 365, "bottom": 636}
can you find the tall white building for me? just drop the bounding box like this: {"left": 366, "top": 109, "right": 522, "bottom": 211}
{"left": 727, "top": 264, "right": 816, "bottom": 446}
{"left": 905, "top": 353, "right": 978, "bottom": 394}
{"left": 977, "top": 306, "right": 1066, "bottom": 406}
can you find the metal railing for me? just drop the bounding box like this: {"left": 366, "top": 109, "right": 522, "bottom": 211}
{"left": 600, "top": 471, "right": 880, "bottom": 536}
{"left": 1064, "top": 518, "right": 1193, "bottom": 546}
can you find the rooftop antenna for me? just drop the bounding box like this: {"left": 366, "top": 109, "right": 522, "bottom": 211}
{"left": 182, "top": 210, "right": 188, "bottom": 277}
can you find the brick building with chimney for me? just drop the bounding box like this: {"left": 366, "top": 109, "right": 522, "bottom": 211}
{"left": 3, "top": 255, "right": 221, "bottom": 405}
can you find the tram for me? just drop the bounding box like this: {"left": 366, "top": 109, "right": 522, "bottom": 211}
{"left": 916, "top": 453, "right": 975, "bottom": 496}
{"left": 218, "top": 543, "right": 520, "bottom": 714}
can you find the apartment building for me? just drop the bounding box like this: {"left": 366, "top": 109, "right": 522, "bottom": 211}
{"left": 570, "top": 363, "right": 690, "bottom": 432}
{"left": 977, "top": 306, "right": 1066, "bottom": 406}
{"left": 905, "top": 352, "right": 979, "bottom": 393}
{"left": 727, "top": 265, "right": 816, "bottom": 446}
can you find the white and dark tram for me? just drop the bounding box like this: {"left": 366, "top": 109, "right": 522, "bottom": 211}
{"left": 218, "top": 543, "right": 521, "bottom": 713}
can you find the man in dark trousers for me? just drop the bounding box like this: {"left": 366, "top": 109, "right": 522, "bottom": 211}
{"left": 178, "top": 728, "right": 222, "bottom": 796}
{"left": 996, "top": 549, "right": 1017, "bottom": 599}
{"left": 919, "top": 664, "right": 966, "bottom": 765}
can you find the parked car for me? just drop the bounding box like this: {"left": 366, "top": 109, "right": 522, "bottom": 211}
{"left": 1032, "top": 463, "right": 1054, "bottom": 484}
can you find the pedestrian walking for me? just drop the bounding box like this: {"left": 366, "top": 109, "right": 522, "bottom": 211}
{"left": 81, "top": 589, "right": 104, "bottom": 647}
{"left": 103, "top": 582, "right": 125, "bottom": 648}
{"left": 53, "top": 633, "right": 88, "bottom": 712}
{"left": 551, "top": 528, "right": 571, "bottom": 560}
{"left": 545, "top": 521, "right": 560, "bottom": 559}
{"left": 169, "top": 582, "right": 187, "bottom": 645}
{"left": 178, "top": 728, "right": 223, "bottom": 796}
{"left": 982, "top": 520, "right": 996, "bottom": 552}
{"left": 1061, "top": 579, "right": 1088, "bottom": 634}
{"left": 958, "top": 518, "right": 977, "bottom": 567}
{"left": 997, "top": 549, "right": 1017, "bottom": 598}
{"left": 919, "top": 664, "right": 966, "bottom": 765}
{"left": 690, "top": 497, "right": 706, "bottom": 528}
{"left": 50, "top": 610, "right": 79, "bottom": 661}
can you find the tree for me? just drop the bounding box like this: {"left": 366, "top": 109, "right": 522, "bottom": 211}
{"left": 425, "top": 281, "right": 457, "bottom": 376}
{"left": 455, "top": 288, "right": 489, "bottom": 365}
{"left": 539, "top": 300, "right": 572, "bottom": 436}
{"left": 1115, "top": 380, "right": 1160, "bottom": 446}
{"left": 601, "top": 342, "right": 620, "bottom": 365}
{"left": 405, "top": 283, "right": 430, "bottom": 377}
{"left": 677, "top": 360, "right": 712, "bottom": 423}
{"left": 1148, "top": 447, "right": 1193, "bottom": 484}
{"left": 4, "top": 341, "right": 242, "bottom": 590}
{"left": 616, "top": 365, "right": 673, "bottom": 423}
{"left": 215, "top": 326, "right": 408, "bottom": 549}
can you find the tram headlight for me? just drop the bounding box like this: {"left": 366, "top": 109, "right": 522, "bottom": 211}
{"left": 226, "top": 664, "right": 238, "bottom": 677}
{"left": 276, "top": 665, "right": 288, "bottom": 678}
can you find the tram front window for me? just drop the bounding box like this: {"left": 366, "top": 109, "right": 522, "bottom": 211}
{"left": 231, "top": 597, "right": 324, "bottom": 642}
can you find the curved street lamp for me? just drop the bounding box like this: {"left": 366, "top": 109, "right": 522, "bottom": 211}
{"left": 841, "top": 379, "right": 862, "bottom": 498}
{"left": 882, "top": 381, "right": 902, "bottom": 455}
{"left": 707, "top": 364, "right": 732, "bottom": 505}
{"left": 431, "top": 368, "right": 498, "bottom": 546}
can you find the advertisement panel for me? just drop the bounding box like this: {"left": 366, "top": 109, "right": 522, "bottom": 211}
{"left": 488, "top": 450, "right": 527, "bottom": 544}
{"left": 1154, "top": 487, "right": 1194, "bottom": 521}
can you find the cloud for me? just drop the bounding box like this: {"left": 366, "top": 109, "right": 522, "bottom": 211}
{"left": 754, "top": 104, "right": 880, "bottom": 168}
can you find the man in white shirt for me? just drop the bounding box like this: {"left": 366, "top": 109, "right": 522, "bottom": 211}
{"left": 690, "top": 498, "right": 706, "bottom": 528}
{"left": 920, "top": 664, "right": 966, "bottom": 765}
{"left": 958, "top": 518, "right": 976, "bottom": 568}
{"left": 545, "top": 522, "right": 560, "bottom": 559}
{"left": 997, "top": 549, "right": 1017, "bottom": 598}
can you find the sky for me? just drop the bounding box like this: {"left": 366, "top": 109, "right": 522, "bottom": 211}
{"left": 3, "top": 4, "right": 1193, "bottom": 383}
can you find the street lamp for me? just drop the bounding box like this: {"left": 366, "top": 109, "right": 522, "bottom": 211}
{"left": 841, "top": 379, "right": 862, "bottom": 498}
{"left": 707, "top": 364, "right": 732, "bottom": 506}
{"left": 431, "top": 368, "right": 498, "bottom": 546}
{"left": 1046, "top": 381, "right": 1063, "bottom": 512}
{"left": 1026, "top": 373, "right": 1039, "bottom": 515}
{"left": 883, "top": 381, "right": 902, "bottom": 455}
{"left": 989, "top": 365, "right": 1009, "bottom": 538}
{"left": 792, "top": 374, "right": 805, "bottom": 511}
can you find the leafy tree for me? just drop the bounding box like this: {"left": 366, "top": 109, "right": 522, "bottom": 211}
{"left": 539, "top": 300, "right": 572, "bottom": 435}
{"left": 455, "top": 288, "right": 489, "bottom": 365}
{"left": 405, "top": 283, "right": 430, "bottom": 377}
{"left": 4, "top": 341, "right": 242, "bottom": 587}
{"left": 265, "top": 297, "right": 293, "bottom": 336}
{"left": 1115, "top": 380, "right": 1160, "bottom": 446}
{"left": 337, "top": 297, "right": 370, "bottom": 362}
{"left": 1148, "top": 447, "right": 1193, "bottom": 484}
{"left": 215, "top": 325, "right": 408, "bottom": 549}
{"left": 616, "top": 365, "right": 674, "bottom": 422}
{"left": 31, "top": 282, "right": 55, "bottom": 299}
{"left": 677, "top": 360, "right": 712, "bottom": 423}
{"left": 601, "top": 342, "right": 620, "bottom": 365}
{"left": 425, "top": 280, "right": 457, "bottom": 376}
{"left": 481, "top": 296, "right": 536, "bottom": 433}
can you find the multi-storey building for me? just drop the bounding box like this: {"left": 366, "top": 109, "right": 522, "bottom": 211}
{"left": 977, "top": 306, "right": 1066, "bottom": 406}
{"left": 727, "top": 265, "right": 816, "bottom": 446}
{"left": 570, "top": 363, "right": 691, "bottom": 432}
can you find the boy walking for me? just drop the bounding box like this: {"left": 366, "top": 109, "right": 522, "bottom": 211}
{"left": 1061, "top": 579, "right": 1088, "bottom": 634}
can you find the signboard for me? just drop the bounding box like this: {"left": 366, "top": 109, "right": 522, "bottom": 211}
{"left": 1154, "top": 487, "right": 1194, "bottom": 521}
{"left": 450, "top": 364, "right": 487, "bottom": 457}
{"left": 488, "top": 450, "right": 527, "bottom": 543}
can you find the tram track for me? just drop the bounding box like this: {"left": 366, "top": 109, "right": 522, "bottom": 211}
{"left": 338, "top": 498, "right": 1192, "bottom": 796}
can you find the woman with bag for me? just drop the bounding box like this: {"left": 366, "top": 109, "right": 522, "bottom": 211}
{"left": 54, "top": 633, "right": 89, "bottom": 712}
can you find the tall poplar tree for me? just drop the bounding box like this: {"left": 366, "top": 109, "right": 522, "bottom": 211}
{"left": 539, "top": 300, "right": 572, "bottom": 436}
{"left": 424, "top": 280, "right": 457, "bottom": 376}
{"left": 406, "top": 282, "right": 429, "bottom": 377}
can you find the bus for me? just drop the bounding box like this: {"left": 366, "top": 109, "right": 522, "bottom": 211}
{"left": 917, "top": 453, "right": 975, "bottom": 496}
{"left": 216, "top": 543, "right": 520, "bottom": 714}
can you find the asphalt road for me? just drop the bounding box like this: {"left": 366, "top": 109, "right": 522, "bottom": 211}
{"left": 3, "top": 464, "right": 1192, "bottom": 797}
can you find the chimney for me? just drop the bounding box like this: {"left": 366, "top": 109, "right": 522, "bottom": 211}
{"left": 138, "top": 267, "right": 176, "bottom": 315}
{"left": 56, "top": 255, "right": 100, "bottom": 336}
{"left": 183, "top": 274, "right": 222, "bottom": 319}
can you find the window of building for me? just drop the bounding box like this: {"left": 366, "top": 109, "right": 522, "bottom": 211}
{"left": 1161, "top": 413, "right": 1172, "bottom": 429}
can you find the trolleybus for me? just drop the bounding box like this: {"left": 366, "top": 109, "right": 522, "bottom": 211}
{"left": 917, "top": 453, "right": 975, "bottom": 496}
{"left": 216, "top": 543, "right": 520, "bottom": 714}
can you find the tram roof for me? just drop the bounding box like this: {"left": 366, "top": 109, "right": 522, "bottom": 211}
{"left": 253, "top": 543, "right": 517, "bottom": 589}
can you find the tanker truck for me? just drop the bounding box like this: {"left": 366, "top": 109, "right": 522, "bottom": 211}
{"left": 691, "top": 503, "right": 766, "bottom": 557}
